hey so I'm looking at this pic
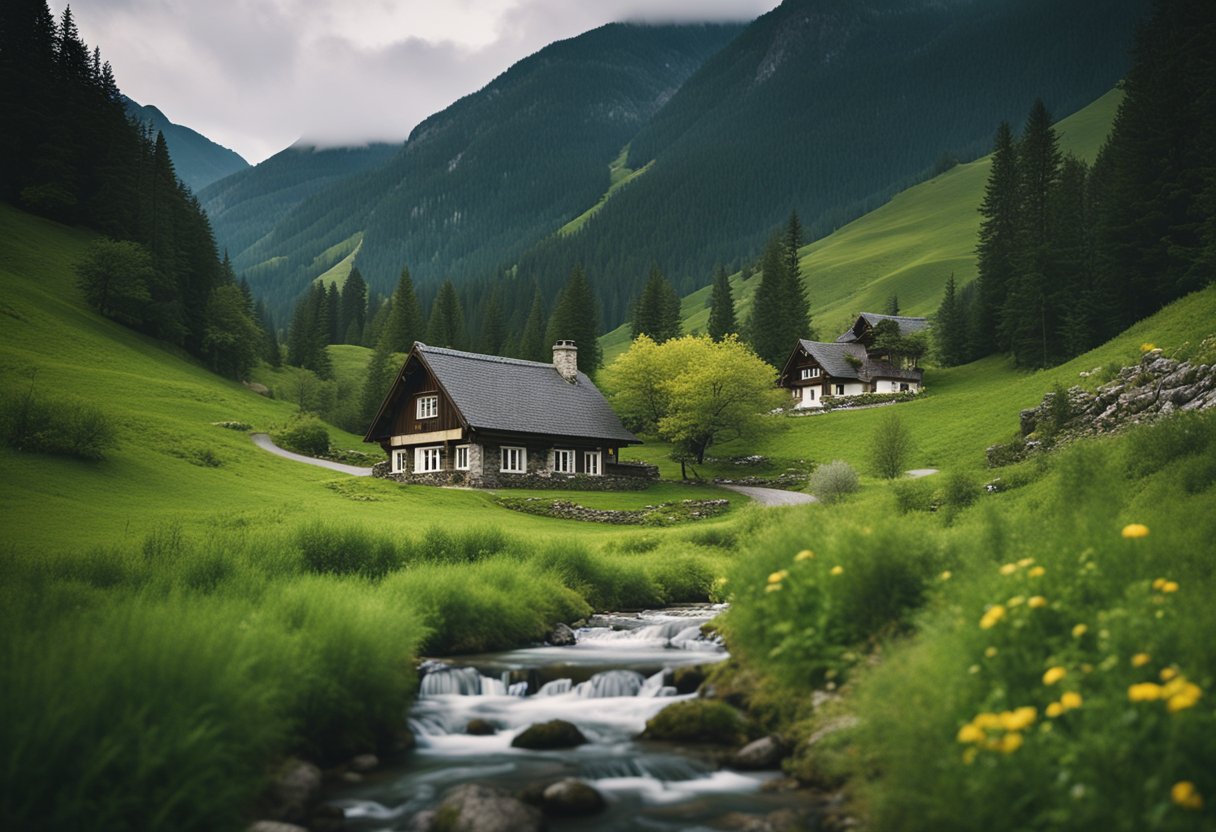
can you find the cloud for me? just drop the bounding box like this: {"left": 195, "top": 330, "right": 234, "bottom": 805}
{"left": 56, "top": 0, "right": 777, "bottom": 163}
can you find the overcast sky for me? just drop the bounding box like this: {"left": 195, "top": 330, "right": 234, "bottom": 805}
{"left": 56, "top": 1, "right": 779, "bottom": 164}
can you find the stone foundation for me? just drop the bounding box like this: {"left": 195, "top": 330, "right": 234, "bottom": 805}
{"left": 371, "top": 459, "right": 658, "bottom": 491}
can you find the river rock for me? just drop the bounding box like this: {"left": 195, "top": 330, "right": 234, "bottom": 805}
{"left": 429, "top": 783, "right": 544, "bottom": 832}
{"left": 643, "top": 700, "right": 746, "bottom": 745}
{"left": 546, "top": 622, "right": 577, "bottom": 646}
{"left": 348, "top": 753, "right": 379, "bottom": 772}
{"left": 511, "top": 719, "right": 588, "bottom": 749}
{"left": 672, "top": 665, "right": 705, "bottom": 694}
{"left": 268, "top": 758, "right": 322, "bottom": 822}
{"left": 732, "top": 735, "right": 787, "bottom": 770}
{"left": 541, "top": 778, "right": 606, "bottom": 817}
{"left": 248, "top": 822, "right": 309, "bottom": 832}
{"left": 466, "top": 718, "right": 496, "bottom": 735}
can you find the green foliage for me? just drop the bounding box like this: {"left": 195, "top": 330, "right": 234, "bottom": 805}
{"left": 707, "top": 264, "right": 737, "bottom": 341}
{"left": 870, "top": 411, "right": 915, "bottom": 479}
{"left": 358, "top": 343, "right": 394, "bottom": 430}
{"left": 75, "top": 238, "right": 154, "bottom": 325}
{"left": 426, "top": 279, "right": 466, "bottom": 349}
{"left": 631, "top": 264, "right": 682, "bottom": 343}
{"left": 273, "top": 417, "right": 330, "bottom": 456}
{"left": 0, "top": 382, "right": 118, "bottom": 461}
{"left": 808, "top": 460, "right": 860, "bottom": 504}
{"left": 295, "top": 521, "right": 400, "bottom": 578}
{"left": 892, "top": 478, "right": 936, "bottom": 514}
{"left": 546, "top": 265, "right": 602, "bottom": 373}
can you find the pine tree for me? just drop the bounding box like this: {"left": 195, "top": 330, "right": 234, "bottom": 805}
{"left": 479, "top": 289, "right": 507, "bottom": 355}
{"left": 546, "top": 265, "right": 601, "bottom": 374}
{"left": 378, "top": 267, "right": 423, "bottom": 352}
{"left": 748, "top": 234, "right": 792, "bottom": 368}
{"left": 976, "top": 122, "right": 1020, "bottom": 355}
{"left": 517, "top": 287, "right": 548, "bottom": 362}
{"left": 358, "top": 343, "right": 395, "bottom": 429}
{"left": 339, "top": 267, "right": 367, "bottom": 344}
{"left": 933, "top": 274, "right": 967, "bottom": 367}
{"left": 286, "top": 283, "right": 331, "bottom": 377}
{"left": 255, "top": 299, "right": 281, "bottom": 367}
{"left": 707, "top": 265, "right": 737, "bottom": 341}
{"left": 780, "top": 210, "right": 811, "bottom": 342}
{"left": 884, "top": 294, "right": 900, "bottom": 316}
{"left": 631, "top": 265, "right": 681, "bottom": 343}
{"left": 324, "top": 282, "right": 340, "bottom": 345}
{"left": 426, "top": 279, "right": 466, "bottom": 349}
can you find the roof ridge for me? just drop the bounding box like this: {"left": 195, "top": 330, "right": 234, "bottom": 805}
{"left": 417, "top": 343, "right": 556, "bottom": 369}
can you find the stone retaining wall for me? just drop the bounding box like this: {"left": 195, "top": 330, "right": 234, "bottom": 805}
{"left": 371, "top": 460, "right": 656, "bottom": 491}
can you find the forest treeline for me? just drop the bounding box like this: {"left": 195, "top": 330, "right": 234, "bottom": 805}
{"left": 0, "top": 0, "right": 264, "bottom": 379}
{"left": 934, "top": 0, "right": 1215, "bottom": 369}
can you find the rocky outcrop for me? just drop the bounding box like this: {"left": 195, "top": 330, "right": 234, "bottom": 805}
{"left": 411, "top": 784, "right": 543, "bottom": 832}
{"left": 545, "top": 622, "right": 577, "bottom": 646}
{"left": 511, "top": 719, "right": 588, "bottom": 750}
{"left": 989, "top": 349, "right": 1216, "bottom": 466}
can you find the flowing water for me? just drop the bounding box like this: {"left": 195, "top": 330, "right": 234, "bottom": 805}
{"left": 329, "top": 605, "right": 807, "bottom": 830}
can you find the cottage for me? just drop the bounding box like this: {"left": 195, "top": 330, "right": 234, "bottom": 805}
{"left": 779, "top": 313, "right": 927, "bottom": 409}
{"left": 364, "top": 340, "right": 653, "bottom": 488}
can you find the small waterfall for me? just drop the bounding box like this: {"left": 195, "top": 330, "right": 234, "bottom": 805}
{"left": 574, "top": 669, "right": 646, "bottom": 698}
{"left": 537, "top": 678, "right": 573, "bottom": 697}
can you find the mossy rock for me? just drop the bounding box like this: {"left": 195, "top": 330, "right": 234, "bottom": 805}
{"left": 672, "top": 665, "right": 706, "bottom": 695}
{"left": 511, "top": 719, "right": 588, "bottom": 750}
{"left": 642, "top": 700, "right": 746, "bottom": 745}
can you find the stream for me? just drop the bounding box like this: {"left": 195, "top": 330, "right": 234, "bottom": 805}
{"left": 329, "top": 605, "right": 808, "bottom": 830}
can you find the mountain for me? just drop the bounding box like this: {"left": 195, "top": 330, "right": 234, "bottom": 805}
{"left": 599, "top": 88, "right": 1124, "bottom": 362}
{"left": 199, "top": 142, "right": 400, "bottom": 270}
{"left": 123, "top": 96, "right": 248, "bottom": 192}
{"left": 518, "top": 0, "right": 1152, "bottom": 325}
{"left": 207, "top": 22, "right": 746, "bottom": 321}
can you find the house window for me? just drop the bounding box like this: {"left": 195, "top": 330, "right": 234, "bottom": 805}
{"left": 553, "top": 449, "right": 574, "bottom": 473}
{"left": 835, "top": 384, "right": 845, "bottom": 395}
{"left": 807, "top": 388, "right": 816, "bottom": 401}
{"left": 791, "top": 387, "right": 801, "bottom": 399}
{"left": 584, "top": 451, "right": 601, "bottom": 476}
{"left": 415, "top": 446, "right": 443, "bottom": 473}
{"left": 800, "top": 367, "right": 820, "bottom": 380}
{"left": 501, "top": 446, "right": 526, "bottom": 473}
{"left": 900, "top": 383, "right": 910, "bottom": 392}
{"left": 455, "top": 445, "right": 470, "bottom": 470}
{"left": 392, "top": 449, "right": 409, "bottom": 473}
{"left": 416, "top": 394, "right": 439, "bottom": 419}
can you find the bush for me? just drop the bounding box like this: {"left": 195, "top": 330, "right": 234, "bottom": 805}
{"left": 273, "top": 417, "right": 330, "bottom": 456}
{"left": 1124, "top": 411, "right": 1216, "bottom": 478}
{"left": 0, "top": 386, "right": 118, "bottom": 461}
{"left": 893, "top": 478, "right": 936, "bottom": 514}
{"left": 296, "top": 522, "right": 400, "bottom": 578}
{"left": 941, "top": 471, "right": 978, "bottom": 509}
{"left": 809, "top": 460, "right": 860, "bottom": 503}
{"left": 870, "top": 411, "right": 915, "bottom": 479}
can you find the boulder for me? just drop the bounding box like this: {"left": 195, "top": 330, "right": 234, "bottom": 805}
{"left": 642, "top": 700, "right": 746, "bottom": 745}
{"left": 431, "top": 783, "right": 544, "bottom": 832}
{"left": 466, "top": 718, "right": 496, "bottom": 736}
{"left": 672, "top": 665, "right": 705, "bottom": 695}
{"left": 511, "top": 719, "right": 587, "bottom": 750}
{"left": 545, "top": 622, "right": 577, "bottom": 646}
{"left": 541, "top": 778, "right": 607, "bottom": 817}
{"left": 731, "top": 735, "right": 787, "bottom": 770}
{"left": 248, "top": 823, "right": 309, "bottom": 832}
{"left": 348, "top": 753, "right": 379, "bottom": 772}
{"left": 268, "top": 758, "right": 322, "bottom": 823}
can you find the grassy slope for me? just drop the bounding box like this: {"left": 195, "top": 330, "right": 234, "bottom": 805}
{"left": 558, "top": 145, "right": 654, "bottom": 237}
{"left": 600, "top": 88, "right": 1123, "bottom": 362}
{"left": 0, "top": 204, "right": 738, "bottom": 556}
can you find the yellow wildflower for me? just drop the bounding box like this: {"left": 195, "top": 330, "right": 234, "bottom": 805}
{"left": 1128, "top": 682, "right": 1163, "bottom": 702}
{"left": 1028, "top": 566, "right": 1046, "bottom": 578}
{"left": 1001, "top": 707, "right": 1037, "bottom": 731}
{"left": 980, "top": 605, "right": 1007, "bottom": 630}
{"left": 1046, "top": 702, "right": 1064, "bottom": 718}
{"left": 1131, "top": 653, "right": 1152, "bottom": 668}
{"left": 962, "top": 747, "right": 977, "bottom": 765}
{"left": 972, "top": 713, "right": 1004, "bottom": 731}
{"left": 999, "top": 563, "right": 1018, "bottom": 575}
{"left": 1017, "top": 558, "right": 1035, "bottom": 568}
{"left": 1060, "top": 691, "right": 1083, "bottom": 710}
{"left": 1072, "top": 624, "right": 1088, "bottom": 638}
{"left": 1140, "top": 342, "right": 1156, "bottom": 353}
{"left": 1162, "top": 581, "right": 1179, "bottom": 593}
{"left": 1008, "top": 595, "right": 1026, "bottom": 607}
{"left": 765, "top": 583, "right": 783, "bottom": 593}
{"left": 1121, "top": 523, "right": 1150, "bottom": 539}
{"left": 957, "top": 724, "right": 985, "bottom": 744}
{"left": 985, "top": 646, "right": 998, "bottom": 658}
{"left": 1043, "top": 666, "right": 1067, "bottom": 686}
{"left": 1160, "top": 667, "right": 1178, "bottom": 682}
{"left": 767, "top": 569, "right": 789, "bottom": 584}
{"left": 1028, "top": 596, "right": 1047, "bottom": 609}
{"left": 999, "top": 732, "right": 1023, "bottom": 754}
{"left": 1172, "top": 781, "right": 1204, "bottom": 811}
{"left": 1165, "top": 680, "right": 1201, "bottom": 713}
{"left": 940, "top": 570, "right": 952, "bottom": 581}
{"left": 1152, "top": 577, "right": 1167, "bottom": 591}
{"left": 795, "top": 549, "right": 815, "bottom": 562}
{"left": 830, "top": 565, "right": 844, "bottom": 576}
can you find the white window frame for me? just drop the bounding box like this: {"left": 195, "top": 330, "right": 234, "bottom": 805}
{"left": 501, "top": 446, "right": 526, "bottom": 473}
{"left": 835, "top": 384, "right": 845, "bottom": 396}
{"left": 415, "top": 446, "right": 443, "bottom": 473}
{"left": 416, "top": 394, "right": 439, "bottom": 419}
{"left": 584, "top": 450, "right": 601, "bottom": 476}
{"left": 800, "top": 367, "right": 820, "bottom": 380}
{"left": 454, "top": 445, "right": 470, "bottom": 471}
{"left": 791, "top": 387, "right": 801, "bottom": 399}
{"left": 552, "top": 449, "right": 575, "bottom": 474}
{"left": 807, "top": 387, "right": 816, "bottom": 401}
{"left": 392, "top": 449, "right": 409, "bottom": 473}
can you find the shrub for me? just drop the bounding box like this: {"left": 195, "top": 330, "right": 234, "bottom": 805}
{"left": 941, "top": 471, "right": 978, "bottom": 509}
{"left": 649, "top": 554, "right": 715, "bottom": 603}
{"left": 893, "top": 478, "right": 936, "bottom": 514}
{"left": 296, "top": 522, "right": 400, "bottom": 579}
{"left": 685, "top": 526, "right": 738, "bottom": 549}
{"left": 272, "top": 417, "right": 330, "bottom": 456}
{"left": 870, "top": 411, "right": 914, "bottom": 479}
{"left": 1124, "top": 411, "right": 1216, "bottom": 478}
{"left": 809, "top": 460, "right": 860, "bottom": 503}
{"left": 0, "top": 386, "right": 118, "bottom": 461}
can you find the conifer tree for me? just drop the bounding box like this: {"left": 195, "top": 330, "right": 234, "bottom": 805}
{"left": 286, "top": 283, "right": 332, "bottom": 378}
{"left": 884, "top": 294, "right": 900, "bottom": 316}
{"left": 339, "top": 267, "right": 367, "bottom": 344}
{"left": 631, "top": 265, "right": 681, "bottom": 343}
{"left": 933, "top": 274, "right": 967, "bottom": 367}
{"left": 976, "top": 122, "right": 1020, "bottom": 354}
{"left": 255, "top": 299, "right": 281, "bottom": 367}
{"left": 546, "top": 265, "right": 601, "bottom": 373}
{"left": 324, "top": 282, "right": 340, "bottom": 345}
{"left": 780, "top": 210, "right": 811, "bottom": 342}
{"left": 749, "top": 234, "right": 792, "bottom": 369}
{"left": 517, "top": 287, "right": 548, "bottom": 362}
{"left": 358, "top": 343, "right": 394, "bottom": 429}
{"left": 707, "top": 265, "right": 737, "bottom": 341}
{"left": 426, "top": 279, "right": 466, "bottom": 349}
{"left": 378, "top": 267, "right": 423, "bottom": 352}
{"left": 479, "top": 289, "right": 507, "bottom": 355}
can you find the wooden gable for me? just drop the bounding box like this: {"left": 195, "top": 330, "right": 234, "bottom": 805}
{"left": 365, "top": 350, "right": 468, "bottom": 448}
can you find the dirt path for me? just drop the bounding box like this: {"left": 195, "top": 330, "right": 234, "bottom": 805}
{"left": 251, "top": 433, "right": 373, "bottom": 477}
{"left": 906, "top": 468, "right": 940, "bottom": 478}
{"left": 720, "top": 484, "right": 818, "bottom": 506}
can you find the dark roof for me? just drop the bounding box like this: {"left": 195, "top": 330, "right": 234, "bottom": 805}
{"left": 414, "top": 344, "right": 639, "bottom": 444}
{"left": 836, "top": 313, "right": 929, "bottom": 342}
{"left": 798, "top": 340, "right": 869, "bottom": 379}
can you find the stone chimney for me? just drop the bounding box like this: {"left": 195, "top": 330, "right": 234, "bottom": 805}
{"left": 553, "top": 340, "right": 578, "bottom": 382}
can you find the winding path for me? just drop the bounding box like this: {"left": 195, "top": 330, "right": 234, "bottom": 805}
{"left": 720, "top": 484, "right": 818, "bottom": 506}
{"left": 251, "top": 433, "right": 373, "bottom": 477}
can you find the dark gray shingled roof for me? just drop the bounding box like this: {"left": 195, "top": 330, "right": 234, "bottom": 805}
{"left": 836, "top": 313, "right": 929, "bottom": 342}
{"left": 796, "top": 340, "right": 922, "bottom": 382}
{"left": 417, "top": 344, "right": 639, "bottom": 444}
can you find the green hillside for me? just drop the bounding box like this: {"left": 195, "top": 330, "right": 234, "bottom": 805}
{"left": 0, "top": 204, "right": 738, "bottom": 555}
{"left": 601, "top": 88, "right": 1123, "bottom": 363}
{"left": 558, "top": 145, "right": 654, "bottom": 237}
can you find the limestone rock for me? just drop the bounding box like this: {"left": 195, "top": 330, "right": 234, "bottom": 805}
{"left": 511, "top": 719, "right": 588, "bottom": 750}
{"left": 430, "top": 783, "right": 544, "bottom": 832}
{"left": 545, "top": 622, "right": 577, "bottom": 646}
{"left": 732, "top": 735, "right": 787, "bottom": 770}
{"left": 541, "top": 778, "right": 607, "bottom": 816}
